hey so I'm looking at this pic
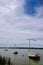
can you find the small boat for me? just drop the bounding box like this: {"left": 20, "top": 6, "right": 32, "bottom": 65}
{"left": 28, "top": 40, "right": 40, "bottom": 59}
{"left": 22, "top": 55, "right": 24, "bottom": 56}
{"left": 13, "top": 44, "right": 18, "bottom": 54}
{"left": 5, "top": 47, "right": 8, "bottom": 51}
{"left": 13, "top": 51, "right": 18, "bottom": 54}
{"left": 5, "top": 49, "right": 8, "bottom": 51}
{"left": 28, "top": 53, "right": 40, "bottom": 59}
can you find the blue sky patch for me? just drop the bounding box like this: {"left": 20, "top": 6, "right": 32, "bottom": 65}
{"left": 24, "top": 0, "right": 43, "bottom": 16}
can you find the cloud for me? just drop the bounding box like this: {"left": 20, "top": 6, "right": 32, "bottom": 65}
{"left": 0, "top": 0, "right": 43, "bottom": 47}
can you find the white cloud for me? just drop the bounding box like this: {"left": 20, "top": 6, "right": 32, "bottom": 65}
{"left": 36, "top": 6, "right": 43, "bottom": 17}
{"left": 0, "top": 0, "right": 43, "bottom": 47}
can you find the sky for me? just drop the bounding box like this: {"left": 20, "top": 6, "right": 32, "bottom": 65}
{"left": 0, "top": 0, "right": 43, "bottom": 47}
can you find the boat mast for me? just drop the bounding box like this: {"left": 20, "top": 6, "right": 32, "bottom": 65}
{"left": 29, "top": 40, "right": 30, "bottom": 48}
{"left": 29, "top": 40, "right": 30, "bottom": 53}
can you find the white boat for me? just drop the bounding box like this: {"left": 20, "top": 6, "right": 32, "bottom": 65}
{"left": 28, "top": 53, "right": 40, "bottom": 59}
{"left": 28, "top": 40, "right": 40, "bottom": 59}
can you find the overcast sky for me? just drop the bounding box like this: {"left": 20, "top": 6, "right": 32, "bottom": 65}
{"left": 0, "top": 0, "right": 43, "bottom": 47}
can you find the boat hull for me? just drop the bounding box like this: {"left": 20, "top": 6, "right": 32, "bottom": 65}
{"left": 28, "top": 53, "right": 40, "bottom": 60}
{"left": 29, "top": 56, "right": 40, "bottom": 60}
{"left": 5, "top": 49, "right": 8, "bottom": 51}
{"left": 13, "top": 51, "right": 18, "bottom": 54}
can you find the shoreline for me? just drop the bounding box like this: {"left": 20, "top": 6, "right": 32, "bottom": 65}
{"left": 0, "top": 47, "right": 43, "bottom": 49}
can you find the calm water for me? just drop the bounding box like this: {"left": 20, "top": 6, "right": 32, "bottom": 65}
{"left": 0, "top": 49, "right": 43, "bottom": 65}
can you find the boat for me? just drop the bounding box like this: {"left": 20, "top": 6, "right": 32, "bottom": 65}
{"left": 28, "top": 40, "right": 40, "bottom": 59}
{"left": 13, "top": 51, "right": 18, "bottom": 54}
{"left": 28, "top": 53, "right": 40, "bottom": 59}
{"left": 5, "top": 49, "right": 8, "bottom": 51}
{"left": 13, "top": 44, "right": 18, "bottom": 54}
{"left": 5, "top": 47, "right": 8, "bottom": 51}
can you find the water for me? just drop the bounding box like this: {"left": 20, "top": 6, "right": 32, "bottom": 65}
{"left": 0, "top": 49, "right": 43, "bottom": 65}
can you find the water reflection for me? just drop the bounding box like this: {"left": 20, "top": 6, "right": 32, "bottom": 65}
{"left": 28, "top": 58, "right": 40, "bottom": 65}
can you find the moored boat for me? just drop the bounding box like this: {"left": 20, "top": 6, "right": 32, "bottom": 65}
{"left": 28, "top": 53, "right": 40, "bottom": 59}
{"left": 13, "top": 51, "right": 18, "bottom": 54}
{"left": 28, "top": 40, "right": 40, "bottom": 59}
{"left": 5, "top": 49, "right": 8, "bottom": 51}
